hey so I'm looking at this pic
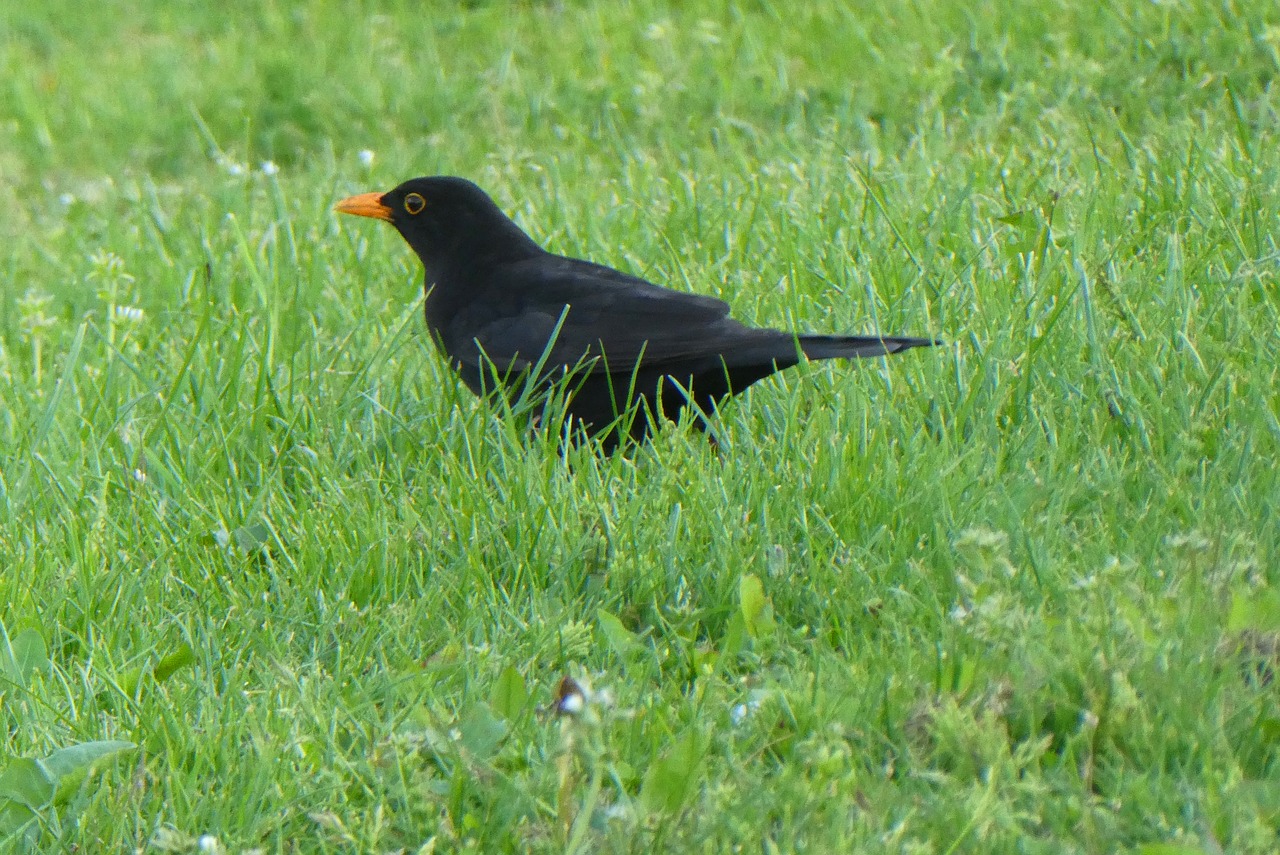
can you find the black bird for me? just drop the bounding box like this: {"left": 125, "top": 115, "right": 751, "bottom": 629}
{"left": 336, "top": 176, "right": 936, "bottom": 449}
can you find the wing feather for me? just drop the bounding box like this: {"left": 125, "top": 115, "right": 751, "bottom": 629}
{"left": 453, "top": 255, "right": 776, "bottom": 376}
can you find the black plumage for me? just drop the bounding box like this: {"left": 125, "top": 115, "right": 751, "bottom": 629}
{"left": 337, "top": 176, "right": 936, "bottom": 449}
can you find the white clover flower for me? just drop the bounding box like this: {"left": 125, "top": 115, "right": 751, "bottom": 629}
{"left": 730, "top": 692, "right": 765, "bottom": 725}
{"left": 216, "top": 155, "right": 246, "bottom": 176}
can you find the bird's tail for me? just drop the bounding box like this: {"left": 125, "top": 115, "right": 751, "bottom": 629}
{"left": 797, "top": 334, "right": 940, "bottom": 361}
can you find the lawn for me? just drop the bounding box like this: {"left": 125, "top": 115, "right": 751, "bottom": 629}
{"left": 1, "top": 0, "right": 1278, "bottom": 851}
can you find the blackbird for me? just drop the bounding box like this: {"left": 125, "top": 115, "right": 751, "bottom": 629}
{"left": 336, "top": 176, "right": 936, "bottom": 449}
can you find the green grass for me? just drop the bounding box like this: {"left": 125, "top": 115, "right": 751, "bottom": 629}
{"left": 2, "top": 0, "right": 1279, "bottom": 851}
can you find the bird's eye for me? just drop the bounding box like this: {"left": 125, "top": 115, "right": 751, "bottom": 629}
{"left": 404, "top": 193, "right": 426, "bottom": 215}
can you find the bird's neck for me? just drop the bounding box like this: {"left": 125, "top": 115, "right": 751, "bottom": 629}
{"left": 420, "top": 239, "right": 540, "bottom": 291}
{"left": 420, "top": 214, "right": 541, "bottom": 282}
{"left": 419, "top": 224, "right": 544, "bottom": 335}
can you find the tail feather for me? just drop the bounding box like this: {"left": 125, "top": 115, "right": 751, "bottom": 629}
{"left": 798, "top": 334, "right": 940, "bottom": 361}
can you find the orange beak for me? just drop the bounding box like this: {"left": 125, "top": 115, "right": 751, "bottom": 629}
{"left": 335, "top": 191, "right": 393, "bottom": 222}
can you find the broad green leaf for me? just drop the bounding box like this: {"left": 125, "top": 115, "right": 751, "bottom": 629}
{"left": 739, "top": 574, "right": 775, "bottom": 640}
{"left": 153, "top": 645, "right": 196, "bottom": 683}
{"left": 44, "top": 741, "right": 136, "bottom": 803}
{"left": 0, "top": 741, "right": 134, "bottom": 839}
{"left": 489, "top": 665, "right": 528, "bottom": 721}
{"left": 119, "top": 644, "right": 196, "bottom": 697}
{"left": 1227, "top": 589, "right": 1280, "bottom": 633}
{"left": 0, "top": 758, "right": 55, "bottom": 809}
{"left": 720, "top": 613, "right": 746, "bottom": 660}
{"left": 0, "top": 800, "right": 38, "bottom": 844}
{"left": 0, "top": 759, "right": 52, "bottom": 843}
{"left": 233, "top": 521, "right": 272, "bottom": 553}
{"left": 10, "top": 629, "right": 49, "bottom": 682}
{"left": 641, "top": 731, "right": 706, "bottom": 814}
{"left": 597, "top": 609, "right": 640, "bottom": 659}
{"left": 458, "top": 703, "right": 506, "bottom": 760}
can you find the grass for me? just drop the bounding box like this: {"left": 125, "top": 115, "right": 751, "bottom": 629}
{"left": 1, "top": 0, "right": 1279, "bottom": 851}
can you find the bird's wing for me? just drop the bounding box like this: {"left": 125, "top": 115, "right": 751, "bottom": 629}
{"left": 454, "top": 256, "right": 779, "bottom": 377}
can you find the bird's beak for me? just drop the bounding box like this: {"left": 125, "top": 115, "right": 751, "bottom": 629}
{"left": 335, "top": 191, "right": 393, "bottom": 222}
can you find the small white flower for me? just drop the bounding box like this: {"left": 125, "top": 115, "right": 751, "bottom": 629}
{"left": 260, "top": 160, "right": 279, "bottom": 176}
{"left": 132, "top": 468, "right": 147, "bottom": 484}
{"left": 114, "top": 305, "right": 145, "bottom": 323}
{"left": 730, "top": 695, "right": 763, "bottom": 726}
{"left": 559, "top": 692, "right": 584, "bottom": 715}
{"left": 197, "top": 835, "right": 223, "bottom": 854}
{"left": 358, "top": 149, "right": 375, "bottom": 167}
{"left": 215, "top": 153, "right": 247, "bottom": 176}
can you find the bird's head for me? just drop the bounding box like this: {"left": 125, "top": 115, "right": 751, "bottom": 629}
{"left": 335, "top": 176, "right": 540, "bottom": 275}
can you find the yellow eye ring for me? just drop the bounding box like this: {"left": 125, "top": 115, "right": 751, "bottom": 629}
{"left": 404, "top": 193, "right": 426, "bottom": 214}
